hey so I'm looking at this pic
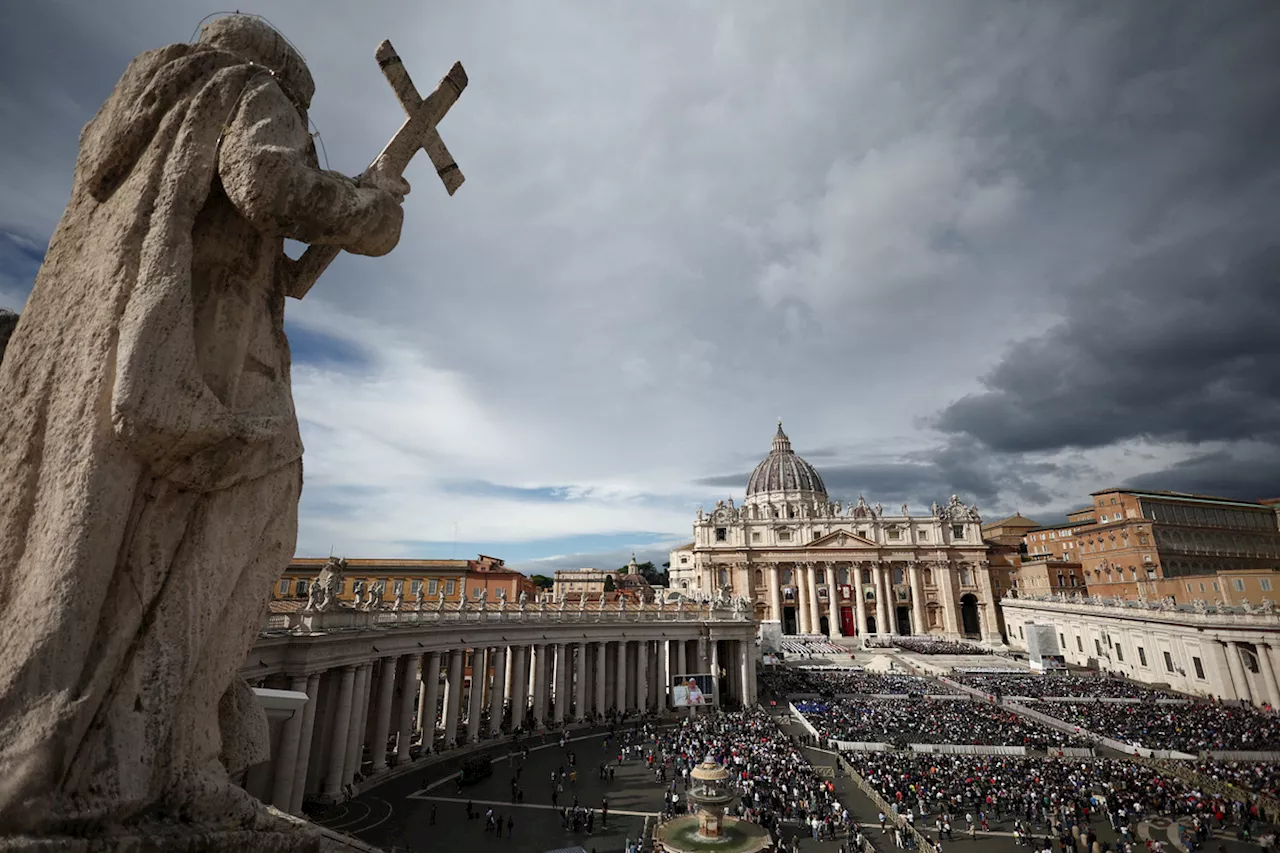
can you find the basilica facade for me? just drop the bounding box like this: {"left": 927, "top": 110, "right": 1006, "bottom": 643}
{"left": 669, "top": 423, "right": 1001, "bottom": 643}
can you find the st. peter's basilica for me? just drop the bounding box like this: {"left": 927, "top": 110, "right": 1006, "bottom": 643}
{"left": 669, "top": 423, "right": 1001, "bottom": 643}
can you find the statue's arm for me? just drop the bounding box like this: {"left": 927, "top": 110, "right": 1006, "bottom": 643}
{"left": 217, "top": 80, "right": 403, "bottom": 257}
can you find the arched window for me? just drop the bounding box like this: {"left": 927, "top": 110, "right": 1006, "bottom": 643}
{"left": 892, "top": 567, "right": 904, "bottom": 584}
{"left": 717, "top": 568, "right": 730, "bottom": 588}
{"left": 922, "top": 568, "right": 933, "bottom": 586}
{"left": 782, "top": 568, "right": 794, "bottom": 585}
{"left": 838, "top": 567, "right": 850, "bottom": 585}
{"left": 754, "top": 568, "right": 764, "bottom": 587}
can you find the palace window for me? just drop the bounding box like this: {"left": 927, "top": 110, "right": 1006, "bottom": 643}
{"left": 1163, "top": 651, "right": 1174, "bottom": 673}
{"left": 1263, "top": 578, "right": 1273, "bottom": 591}
{"left": 887, "top": 527, "right": 901, "bottom": 540}
{"left": 393, "top": 579, "right": 404, "bottom": 595}
{"left": 951, "top": 524, "right": 964, "bottom": 539}
{"left": 1138, "top": 647, "right": 1147, "bottom": 667}
{"left": 1193, "top": 657, "right": 1205, "bottom": 679}
{"left": 680, "top": 556, "right": 689, "bottom": 564}
{"left": 778, "top": 530, "right": 792, "bottom": 542}
{"left": 411, "top": 579, "right": 422, "bottom": 594}
{"left": 751, "top": 532, "right": 761, "bottom": 543}
{"left": 294, "top": 579, "right": 308, "bottom": 598}
{"left": 1115, "top": 646, "right": 1123, "bottom": 663}
{"left": 278, "top": 579, "right": 290, "bottom": 596}
{"left": 718, "top": 569, "right": 730, "bottom": 587}
{"left": 428, "top": 579, "right": 439, "bottom": 595}
{"left": 919, "top": 530, "right": 929, "bottom": 541}
{"left": 754, "top": 569, "right": 764, "bottom": 587}
{"left": 1076, "top": 636, "right": 1083, "bottom": 652}
{"left": 715, "top": 527, "right": 727, "bottom": 542}
{"left": 1234, "top": 578, "right": 1245, "bottom": 592}
{"left": 445, "top": 580, "right": 456, "bottom": 596}
{"left": 838, "top": 567, "right": 850, "bottom": 584}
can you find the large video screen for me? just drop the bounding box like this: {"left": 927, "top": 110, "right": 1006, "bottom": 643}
{"left": 671, "top": 674, "right": 716, "bottom": 707}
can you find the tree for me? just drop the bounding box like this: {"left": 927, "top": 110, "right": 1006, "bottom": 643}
{"left": 530, "top": 574, "right": 554, "bottom": 590}
{"left": 603, "top": 575, "right": 616, "bottom": 593}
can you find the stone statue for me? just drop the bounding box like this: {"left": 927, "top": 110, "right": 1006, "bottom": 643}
{"left": 369, "top": 581, "right": 386, "bottom": 612}
{"left": 657, "top": 595, "right": 665, "bottom": 612}
{"left": 518, "top": 589, "right": 528, "bottom": 610}
{"left": 901, "top": 503, "right": 909, "bottom": 517}
{"left": 1193, "top": 599, "right": 1208, "bottom": 615}
{"left": 578, "top": 594, "right": 586, "bottom": 611}
{"left": 415, "top": 585, "right": 425, "bottom": 611}
{"left": 0, "top": 15, "right": 427, "bottom": 833}
{"left": 477, "top": 588, "right": 487, "bottom": 608}
{"left": 832, "top": 500, "right": 842, "bottom": 515}
{"left": 696, "top": 507, "right": 703, "bottom": 521}
{"left": 304, "top": 578, "right": 324, "bottom": 612}
{"left": 352, "top": 579, "right": 367, "bottom": 608}
{"left": 873, "top": 502, "right": 883, "bottom": 518}
{"left": 1261, "top": 599, "right": 1275, "bottom": 615}
{"left": 392, "top": 587, "right": 404, "bottom": 612}
{"left": 1241, "top": 599, "right": 1254, "bottom": 614}
{"left": 317, "top": 556, "right": 345, "bottom": 612}
{"left": 558, "top": 595, "right": 567, "bottom": 613}
{"left": 436, "top": 591, "right": 447, "bottom": 612}
{"left": 458, "top": 593, "right": 469, "bottom": 612}
{"left": 598, "top": 594, "right": 606, "bottom": 612}
{"left": 932, "top": 501, "right": 941, "bottom": 517}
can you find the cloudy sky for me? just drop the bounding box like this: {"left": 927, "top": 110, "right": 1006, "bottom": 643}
{"left": 3, "top": 1, "right": 1279, "bottom": 575}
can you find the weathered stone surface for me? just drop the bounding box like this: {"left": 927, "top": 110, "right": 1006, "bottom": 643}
{"left": 0, "top": 15, "right": 403, "bottom": 835}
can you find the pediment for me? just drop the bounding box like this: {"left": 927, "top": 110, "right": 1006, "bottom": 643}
{"left": 807, "top": 529, "right": 876, "bottom": 548}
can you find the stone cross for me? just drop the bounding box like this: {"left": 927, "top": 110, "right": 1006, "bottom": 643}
{"left": 289, "top": 42, "right": 468, "bottom": 298}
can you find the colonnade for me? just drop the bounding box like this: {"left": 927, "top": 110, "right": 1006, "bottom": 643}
{"left": 240, "top": 615, "right": 757, "bottom": 816}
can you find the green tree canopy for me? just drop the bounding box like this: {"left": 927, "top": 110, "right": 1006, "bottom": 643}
{"left": 529, "top": 574, "right": 554, "bottom": 589}
{"left": 603, "top": 575, "right": 616, "bottom": 592}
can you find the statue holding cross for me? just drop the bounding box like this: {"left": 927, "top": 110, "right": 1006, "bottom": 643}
{"left": 0, "top": 14, "right": 467, "bottom": 837}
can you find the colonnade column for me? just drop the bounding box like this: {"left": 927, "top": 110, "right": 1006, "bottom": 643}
{"left": 270, "top": 674, "right": 310, "bottom": 811}
{"left": 420, "top": 651, "right": 442, "bottom": 745}
{"left": 443, "top": 648, "right": 464, "bottom": 744}
{"left": 636, "top": 640, "right": 649, "bottom": 713}
{"left": 675, "top": 638, "right": 687, "bottom": 679}
{"left": 768, "top": 564, "right": 782, "bottom": 623}
{"left": 510, "top": 645, "right": 527, "bottom": 729}
{"left": 872, "top": 562, "right": 890, "bottom": 636}
{"left": 1258, "top": 644, "right": 1280, "bottom": 708}
{"left": 615, "top": 641, "right": 628, "bottom": 712}
{"left": 739, "top": 643, "right": 752, "bottom": 707}
{"left": 595, "top": 641, "right": 607, "bottom": 717}
{"left": 287, "top": 672, "right": 322, "bottom": 815}
{"left": 532, "top": 643, "right": 548, "bottom": 726}
{"left": 489, "top": 646, "right": 508, "bottom": 735}
{"left": 395, "top": 654, "right": 418, "bottom": 764}
{"left": 574, "top": 643, "right": 587, "bottom": 721}
{"left": 710, "top": 638, "right": 720, "bottom": 695}
{"left": 908, "top": 562, "right": 927, "bottom": 636}
{"left": 322, "top": 666, "right": 356, "bottom": 796}
{"left": 554, "top": 643, "right": 568, "bottom": 723}
{"left": 657, "top": 639, "right": 669, "bottom": 712}
{"left": 1224, "top": 641, "right": 1253, "bottom": 703}
{"left": 824, "top": 564, "right": 841, "bottom": 638}
{"left": 853, "top": 563, "right": 869, "bottom": 638}
{"left": 343, "top": 663, "right": 371, "bottom": 784}
{"left": 466, "top": 648, "right": 486, "bottom": 741}
{"left": 371, "top": 657, "right": 398, "bottom": 771}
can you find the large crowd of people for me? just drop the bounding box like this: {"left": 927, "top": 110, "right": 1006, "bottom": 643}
{"left": 758, "top": 667, "right": 954, "bottom": 697}
{"left": 951, "top": 673, "right": 1172, "bottom": 699}
{"left": 845, "top": 751, "right": 1266, "bottom": 849}
{"left": 1193, "top": 760, "right": 1280, "bottom": 801}
{"left": 796, "top": 697, "right": 1090, "bottom": 750}
{"left": 875, "top": 637, "right": 995, "bottom": 656}
{"left": 1035, "top": 700, "right": 1280, "bottom": 752}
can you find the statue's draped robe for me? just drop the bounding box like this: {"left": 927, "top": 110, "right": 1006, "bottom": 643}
{"left": 0, "top": 39, "right": 393, "bottom": 831}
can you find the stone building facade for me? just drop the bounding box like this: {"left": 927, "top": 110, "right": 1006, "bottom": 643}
{"left": 669, "top": 423, "right": 999, "bottom": 642}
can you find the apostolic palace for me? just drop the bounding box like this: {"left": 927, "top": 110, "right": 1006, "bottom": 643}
{"left": 669, "top": 422, "right": 1002, "bottom": 643}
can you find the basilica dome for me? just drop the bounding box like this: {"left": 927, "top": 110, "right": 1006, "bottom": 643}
{"left": 744, "top": 422, "right": 827, "bottom": 505}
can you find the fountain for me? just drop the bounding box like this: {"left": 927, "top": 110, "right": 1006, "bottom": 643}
{"left": 653, "top": 754, "right": 771, "bottom": 853}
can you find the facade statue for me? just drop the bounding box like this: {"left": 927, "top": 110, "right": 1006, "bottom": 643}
{"left": 1241, "top": 599, "right": 1254, "bottom": 614}
{"left": 578, "top": 594, "right": 586, "bottom": 611}
{"left": 901, "top": 503, "right": 909, "bottom": 517}
{"left": 1261, "top": 599, "right": 1275, "bottom": 615}
{"left": 518, "top": 589, "right": 528, "bottom": 610}
{"left": 436, "top": 591, "right": 446, "bottom": 612}
{"left": 392, "top": 587, "right": 404, "bottom": 612}
{"left": 316, "top": 556, "right": 345, "bottom": 612}
{"left": 415, "top": 585, "right": 425, "bottom": 611}
{"left": 931, "top": 501, "right": 941, "bottom": 517}
{"left": 0, "top": 15, "right": 421, "bottom": 832}
{"left": 304, "top": 578, "right": 324, "bottom": 612}
{"left": 832, "top": 500, "right": 842, "bottom": 515}
{"left": 598, "top": 594, "right": 606, "bottom": 612}
{"left": 1193, "top": 599, "right": 1208, "bottom": 615}
{"left": 696, "top": 507, "right": 703, "bottom": 521}
{"left": 477, "top": 588, "right": 487, "bottom": 607}
{"left": 873, "top": 502, "right": 883, "bottom": 518}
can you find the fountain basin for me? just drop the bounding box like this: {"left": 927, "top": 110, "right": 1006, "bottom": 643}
{"left": 654, "top": 815, "right": 772, "bottom": 853}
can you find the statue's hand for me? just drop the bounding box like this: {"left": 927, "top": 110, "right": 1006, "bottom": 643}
{"left": 348, "top": 186, "right": 405, "bottom": 257}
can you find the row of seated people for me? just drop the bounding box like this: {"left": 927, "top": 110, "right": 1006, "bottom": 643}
{"left": 951, "top": 673, "right": 1175, "bottom": 700}
{"left": 796, "top": 697, "right": 1090, "bottom": 750}
{"left": 846, "top": 751, "right": 1262, "bottom": 841}
{"left": 759, "top": 668, "right": 954, "bottom": 697}
{"left": 861, "top": 636, "right": 995, "bottom": 655}
{"left": 779, "top": 638, "right": 844, "bottom": 656}
{"left": 1034, "top": 700, "right": 1280, "bottom": 753}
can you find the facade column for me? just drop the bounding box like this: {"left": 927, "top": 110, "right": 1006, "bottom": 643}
{"left": 287, "top": 672, "right": 322, "bottom": 815}
{"left": 269, "top": 674, "right": 310, "bottom": 811}
{"left": 806, "top": 563, "right": 822, "bottom": 634}
{"left": 710, "top": 638, "right": 721, "bottom": 695}
{"left": 322, "top": 666, "right": 356, "bottom": 797}
{"left": 467, "top": 647, "right": 487, "bottom": 742}
{"left": 824, "top": 563, "right": 842, "bottom": 638}
{"left": 853, "top": 563, "right": 869, "bottom": 637}
{"left": 554, "top": 643, "right": 568, "bottom": 723}
{"left": 1258, "top": 644, "right": 1280, "bottom": 708}
{"left": 510, "top": 645, "right": 527, "bottom": 729}
{"left": 674, "top": 638, "right": 687, "bottom": 679}
{"left": 657, "top": 639, "right": 670, "bottom": 712}
{"left": 395, "top": 654, "right": 418, "bottom": 764}
{"left": 489, "top": 646, "right": 508, "bottom": 735}
{"left": 747, "top": 644, "right": 758, "bottom": 705}
{"left": 574, "top": 643, "right": 587, "bottom": 721}
{"left": 739, "top": 642, "right": 751, "bottom": 707}
{"left": 636, "top": 640, "right": 649, "bottom": 713}
{"left": 615, "top": 641, "right": 629, "bottom": 712}
{"left": 937, "top": 561, "right": 961, "bottom": 635}
{"left": 371, "top": 657, "right": 398, "bottom": 771}
{"left": 1225, "top": 641, "right": 1254, "bottom": 703}
{"left": 768, "top": 564, "right": 783, "bottom": 623}
{"left": 908, "top": 562, "right": 928, "bottom": 636}
{"left": 872, "top": 562, "right": 890, "bottom": 635}
{"left": 443, "top": 648, "right": 464, "bottom": 745}
{"left": 531, "top": 643, "right": 547, "bottom": 726}
{"left": 342, "top": 663, "right": 371, "bottom": 784}
{"left": 595, "top": 641, "right": 608, "bottom": 718}
{"left": 419, "top": 651, "right": 442, "bottom": 744}
{"left": 795, "top": 566, "right": 811, "bottom": 634}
